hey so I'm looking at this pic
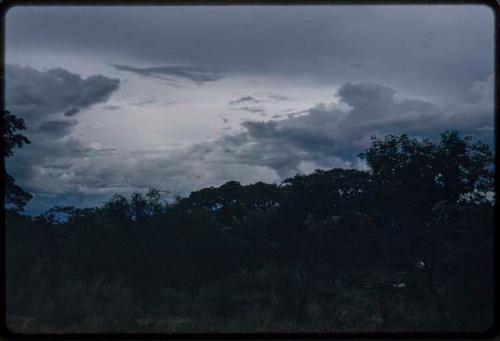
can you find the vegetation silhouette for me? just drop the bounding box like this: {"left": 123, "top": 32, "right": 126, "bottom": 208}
{"left": 3, "top": 111, "right": 32, "bottom": 211}
{"left": 3, "top": 111, "right": 494, "bottom": 333}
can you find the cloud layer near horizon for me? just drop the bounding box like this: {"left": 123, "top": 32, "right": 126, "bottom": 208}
{"left": 5, "top": 64, "right": 494, "bottom": 214}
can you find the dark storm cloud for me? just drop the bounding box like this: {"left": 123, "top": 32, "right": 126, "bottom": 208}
{"left": 337, "top": 82, "right": 397, "bottom": 119}
{"left": 113, "top": 64, "right": 224, "bottom": 84}
{"left": 6, "top": 6, "right": 494, "bottom": 99}
{"left": 102, "top": 105, "right": 121, "bottom": 111}
{"left": 211, "top": 80, "right": 494, "bottom": 177}
{"left": 5, "top": 65, "right": 120, "bottom": 124}
{"left": 37, "top": 119, "right": 78, "bottom": 139}
{"left": 63, "top": 107, "right": 79, "bottom": 117}
{"left": 5, "top": 64, "right": 121, "bottom": 195}
{"left": 5, "top": 65, "right": 122, "bottom": 214}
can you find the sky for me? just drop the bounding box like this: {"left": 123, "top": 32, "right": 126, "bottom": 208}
{"left": 4, "top": 5, "right": 495, "bottom": 215}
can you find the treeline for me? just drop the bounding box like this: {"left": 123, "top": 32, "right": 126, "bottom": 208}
{"left": 4, "top": 118, "right": 494, "bottom": 332}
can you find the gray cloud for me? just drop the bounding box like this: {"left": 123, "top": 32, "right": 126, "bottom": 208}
{"left": 337, "top": 82, "right": 396, "bottom": 119}
{"left": 4, "top": 64, "right": 121, "bottom": 177}
{"left": 229, "top": 95, "right": 273, "bottom": 117}
{"left": 130, "top": 98, "right": 156, "bottom": 106}
{"left": 209, "top": 79, "right": 494, "bottom": 177}
{"left": 239, "top": 106, "right": 266, "bottom": 115}
{"left": 229, "top": 96, "right": 259, "bottom": 105}
{"left": 63, "top": 107, "right": 79, "bottom": 117}
{"left": 5, "top": 64, "right": 120, "bottom": 125}
{"left": 5, "top": 65, "right": 121, "bottom": 213}
{"left": 4, "top": 5, "right": 494, "bottom": 214}
{"left": 37, "top": 119, "right": 78, "bottom": 139}
{"left": 113, "top": 64, "right": 224, "bottom": 85}
{"left": 266, "top": 93, "right": 292, "bottom": 102}
{"left": 6, "top": 6, "right": 494, "bottom": 100}
{"left": 7, "top": 75, "right": 493, "bottom": 215}
{"left": 286, "top": 110, "right": 309, "bottom": 119}
{"left": 102, "top": 105, "right": 121, "bottom": 111}
{"left": 230, "top": 93, "right": 292, "bottom": 107}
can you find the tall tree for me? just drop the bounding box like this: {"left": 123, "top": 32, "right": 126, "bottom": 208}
{"left": 359, "top": 130, "right": 494, "bottom": 329}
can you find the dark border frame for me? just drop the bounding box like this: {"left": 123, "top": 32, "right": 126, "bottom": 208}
{"left": 0, "top": 0, "right": 498, "bottom": 338}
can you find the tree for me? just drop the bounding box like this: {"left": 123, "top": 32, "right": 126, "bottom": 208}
{"left": 275, "top": 168, "right": 374, "bottom": 322}
{"left": 359, "top": 131, "right": 494, "bottom": 329}
{"left": 359, "top": 131, "right": 493, "bottom": 213}
{"left": 3, "top": 110, "right": 33, "bottom": 211}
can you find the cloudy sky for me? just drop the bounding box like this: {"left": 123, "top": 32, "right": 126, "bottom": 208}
{"left": 5, "top": 5, "right": 495, "bottom": 214}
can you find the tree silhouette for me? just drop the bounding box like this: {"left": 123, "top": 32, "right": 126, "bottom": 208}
{"left": 359, "top": 130, "right": 494, "bottom": 329}
{"left": 3, "top": 110, "right": 33, "bottom": 211}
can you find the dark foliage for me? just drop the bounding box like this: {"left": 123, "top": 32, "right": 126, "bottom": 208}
{"left": 3, "top": 111, "right": 33, "bottom": 211}
{"left": 4, "top": 122, "right": 494, "bottom": 332}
